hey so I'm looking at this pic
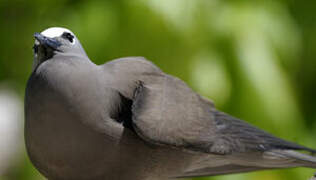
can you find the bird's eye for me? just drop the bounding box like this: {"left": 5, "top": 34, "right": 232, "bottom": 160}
{"left": 62, "top": 32, "right": 74, "bottom": 43}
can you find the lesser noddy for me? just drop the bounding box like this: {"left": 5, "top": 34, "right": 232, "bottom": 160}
{"left": 25, "top": 27, "right": 316, "bottom": 180}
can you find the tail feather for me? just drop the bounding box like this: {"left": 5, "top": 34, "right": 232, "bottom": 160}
{"left": 176, "top": 164, "right": 268, "bottom": 178}
{"left": 272, "top": 141, "right": 316, "bottom": 155}
{"left": 266, "top": 150, "right": 316, "bottom": 168}
{"left": 178, "top": 150, "right": 316, "bottom": 178}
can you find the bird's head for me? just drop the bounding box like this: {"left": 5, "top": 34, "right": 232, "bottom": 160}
{"left": 33, "top": 27, "right": 88, "bottom": 69}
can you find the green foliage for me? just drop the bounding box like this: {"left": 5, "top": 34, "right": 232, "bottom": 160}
{"left": 0, "top": 0, "right": 315, "bottom": 179}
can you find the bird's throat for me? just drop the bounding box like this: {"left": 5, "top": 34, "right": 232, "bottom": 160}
{"left": 33, "top": 45, "right": 56, "bottom": 70}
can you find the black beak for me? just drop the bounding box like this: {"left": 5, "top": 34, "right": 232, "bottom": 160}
{"left": 34, "top": 33, "right": 61, "bottom": 50}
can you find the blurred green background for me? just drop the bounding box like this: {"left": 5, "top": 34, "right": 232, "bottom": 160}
{"left": 0, "top": 0, "right": 315, "bottom": 179}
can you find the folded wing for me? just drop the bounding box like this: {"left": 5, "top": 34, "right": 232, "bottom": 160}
{"left": 130, "top": 73, "right": 316, "bottom": 177}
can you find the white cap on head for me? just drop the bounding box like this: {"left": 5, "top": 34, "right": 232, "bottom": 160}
{"left": 41, "top": 27, "right": 73, "bottom": 38}
{"left": 40, "top": 27, "right": 76, "bottom": 44}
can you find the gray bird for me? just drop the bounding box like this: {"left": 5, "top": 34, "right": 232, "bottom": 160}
{"left": 25, "top": 27, "right": 316, "bottom": 180}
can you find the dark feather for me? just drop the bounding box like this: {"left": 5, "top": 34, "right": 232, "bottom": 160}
{"left": 210, "top": 111, "right": 316, "bottom": 154}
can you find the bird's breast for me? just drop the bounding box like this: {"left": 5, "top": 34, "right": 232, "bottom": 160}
{"left": 25, "top": 66, "right": 123, "bottom": 179}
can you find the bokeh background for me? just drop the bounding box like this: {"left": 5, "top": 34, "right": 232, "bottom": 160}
{"left": 0, "top": 0, "right": 316, "bottom": 179}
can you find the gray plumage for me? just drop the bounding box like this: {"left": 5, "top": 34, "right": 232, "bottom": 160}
{"left": 25, "top": 27, "right": 316, "bottom": 180}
